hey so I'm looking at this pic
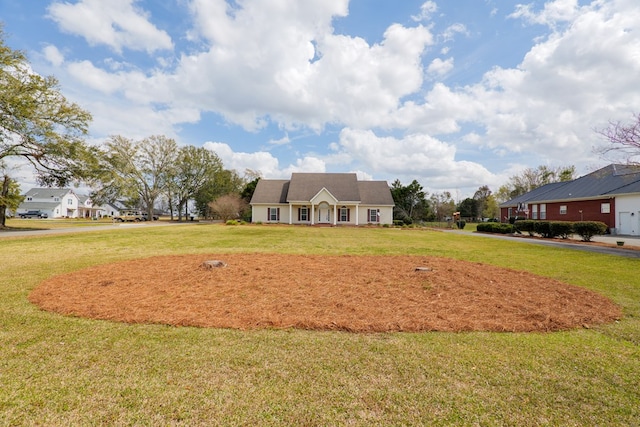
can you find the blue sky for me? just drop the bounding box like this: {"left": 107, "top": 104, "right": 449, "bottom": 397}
{"left": 2, "top": 0, "right": 639, "bottom": 198}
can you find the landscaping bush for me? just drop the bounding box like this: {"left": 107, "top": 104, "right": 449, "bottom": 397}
{"left": 550, "top": 221, "right": 574, "bottom": 239}
{"left": 226, "top": 220, "right": 239, "bottom": 226}
{"left": 477, "top": 223, "right": 513, "bottom": 234}
{"left": 456, "top": 220, "right": 466, "bottom": 230}
{"left": 532, "top": 221, "right": 551, "bottom": 238}
{"left": 573, "top": 221, "right": 608, "bottom": 242}
{"left": 515, "top": 220, "right": 536, "bottom": 236}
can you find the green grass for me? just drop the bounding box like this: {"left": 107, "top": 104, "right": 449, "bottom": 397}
{"left": 1, "top": 224, "right": 639, "bottom": 425}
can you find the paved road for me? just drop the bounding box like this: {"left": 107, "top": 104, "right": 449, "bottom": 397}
{"left": 0, "top": 221, "right": 194, "bottom": 238}
{"left": 449, "top": 230, "right": 640, "bottom": 258}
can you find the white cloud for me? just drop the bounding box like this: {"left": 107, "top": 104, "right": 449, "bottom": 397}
{"left": 269, "top": 135, "right": 291, "bottom": 146}
{"left": 441, "top": 23, "right": 469, "bottom": 42}
{"left": 203, "top": 141, "right": 327, "bottom": 178}
{"left": 411, "top": 1, "right": 438, "bottom": 22}
{"left": 510, "top": 0, "right": 581, "bottom": 28}
{"left": 203, "top": 142, "right": 282, "bottom": 177}
{"left": 47, "top": 0, "right": 173, "bottom": 54}
{"left": 334, "top": 128, "right": 496, "bottom": 190}
{"left": 427, "top": 57, "right": 454, "bottom": 77}
{"left": 43, "top": 45, "right": 64, "bottom": 66}
{"left": 373, "top": 0, "right": 640, "bottom": 172}
{"left": 168, "top": 1, "right": 435, "bottom": 132}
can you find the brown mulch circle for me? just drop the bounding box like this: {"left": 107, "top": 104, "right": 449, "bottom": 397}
{"left": 29, "top": 254, "right": 622, "bottom": 333}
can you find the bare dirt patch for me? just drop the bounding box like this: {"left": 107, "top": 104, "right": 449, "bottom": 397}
{"left": 29, "top": 254, "right": 621, "bottom": 332}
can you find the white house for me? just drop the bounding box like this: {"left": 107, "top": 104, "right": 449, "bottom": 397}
{"left": 17, "top": 188, "right": 105, "bottom": 219}
{"left": 250, "top": 173, "right": 394, "bottom": 226}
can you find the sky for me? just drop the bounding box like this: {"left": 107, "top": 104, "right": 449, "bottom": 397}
{"left": 1, "top": 0, "right": 639, "bottom": 199}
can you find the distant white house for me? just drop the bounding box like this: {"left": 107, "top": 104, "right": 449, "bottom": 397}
{"left": 17, "top": 188, "right": 106, "bottom": 219}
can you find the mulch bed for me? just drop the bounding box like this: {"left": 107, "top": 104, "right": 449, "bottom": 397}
{"left": 29, "top": 254, "right": 621, "bottom": 333}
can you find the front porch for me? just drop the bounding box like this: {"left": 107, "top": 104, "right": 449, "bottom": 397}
{"left": 287, "top": 202, "right": 360, "bottom": 226}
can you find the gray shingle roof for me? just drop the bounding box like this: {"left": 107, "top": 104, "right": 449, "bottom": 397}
{"left": 24, "top": 188, "right": 72, "bottom": 198}
{"left": 358, "top": 181, "right": 394, "bottom": 205}
{"left": 286, "top": 173, "right": 360, "bottom": 202}
{"left": 250, "top": 180, "right": 290, "bottom": 204}
{"left": 500, "top": 164, "right": 640, "bottom": 207}
{"left": 250, "top": 174, "right": 394, "bottom": 206}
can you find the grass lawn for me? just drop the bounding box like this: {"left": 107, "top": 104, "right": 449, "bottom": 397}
{"left": 1, "top": 224, "right": 639, "bottom": 425}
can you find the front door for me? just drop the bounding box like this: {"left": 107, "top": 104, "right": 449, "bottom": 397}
{"left": 318, "top": 202, "right": 331, "bottom": 224}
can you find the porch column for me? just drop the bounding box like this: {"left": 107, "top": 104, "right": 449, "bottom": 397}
{"left": 333, "top": 204, "right": 337, "bottom": 226}
{"left": 311, "top": 203, "right": 315, "bottom": 225}
{"left": 289, "top": 204, "right": 292, "bottom": 225}
{"left": 355, "top": 205, "right": 359, "bottom": 226}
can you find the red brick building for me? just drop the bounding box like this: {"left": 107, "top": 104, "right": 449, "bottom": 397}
{"left": 500, "top": 164, "right": 640, "bottom": 235}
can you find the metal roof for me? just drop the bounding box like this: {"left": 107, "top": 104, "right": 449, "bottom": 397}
{"left": 24, "top": 188, "right": 74, "bottom": 198}
{"left": 500, "top": 164, "right": 640, "bottom": 207}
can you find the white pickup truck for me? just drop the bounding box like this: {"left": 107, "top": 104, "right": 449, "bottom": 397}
{"left": 113, "top": 211, "right": 143, "bottom": 222}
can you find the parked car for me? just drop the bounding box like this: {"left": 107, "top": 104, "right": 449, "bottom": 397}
{"left": 113, "top": 210, "right": 143, "bottom": 222}
{"left": 19, "top": 210, "right": 48, "bottom": 219}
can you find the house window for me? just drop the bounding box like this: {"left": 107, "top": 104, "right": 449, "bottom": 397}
{"left": 531, "top": 204, "right": 538, "bottom": 220}
{"left": 54, "top": 197, "right": 59, "bottom": 202}
{"left": 298, "top": 207, "right": 308, "bottom": 221}
{"left": 368, "top": 209, "right": 379, "bottom": 223}
{"left": 339, "top": 207, "right": 350, "bottom": 222}
{"left": 27, "top": 197, "right": 32, "bottom": 201}
{"left": 560, "top": 205, "right": 567, "bottom": 215}
{"left": 540, "top": 204, "right": 546, "bottom": 219}
{"left": 68, "top": 198, "right": 73, "bottom": 205}
{"left": 268, "top": 207, "right": 280, "bottom": 221}
{"left": 601, "top": 203, "right": 611, "bottom": 214}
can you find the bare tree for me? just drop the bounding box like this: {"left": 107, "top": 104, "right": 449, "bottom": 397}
{"left": 92, "top": 135, "right": 177, "bottom": 220}
{"left": 597, "top": 113, "right": 640, "bottom": 164}
{"left": 208, "top": 194, "right": 247, "bottom": 222}
{"left": 496, "top": 165, "right": 575, "bottom": 202}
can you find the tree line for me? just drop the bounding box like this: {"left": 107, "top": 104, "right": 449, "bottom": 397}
{"left": 390, "top": 164, "right": 577, "bottom": 224}
{"left": 0, "top": 29, "right": 255, "bottom": 226}
{"left": 89, "top": 134, "right": 255, "bottom": 221}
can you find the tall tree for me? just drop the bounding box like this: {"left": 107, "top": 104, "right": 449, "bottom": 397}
{"left": 167, "top": 145, "right": 223, "bottom": 221}
{"left": 430, "top": 191, "right": 455, "bottom": 222}
{"left": 92, "top": 135, "right": 177, "bottom": 219}
{"left": 597, "top": 113, "right": 640, "bottom": 164}
{"left": 194, "top": 169, "right": 245, "bottom": 218}
{"left": 473, "top": 185, "right": 492, "bottom": 220}
{"left": 0, "top": 172, "right": 24, "bottom": 226}
{"left": 390, "top": 179, "right": 430, "bottom": 223}
{"left": 0, "top": 29, "right": 93, "bottom": 227}
{"left": 457, "top": 197, "right": 478, "bottom": 220}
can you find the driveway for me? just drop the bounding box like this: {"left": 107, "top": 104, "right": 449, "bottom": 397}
{"left": 448, "top": 230, "right": 640, "bottom": 259}
{"left": 0, "top": 221, "right": 193, "bottom": 239}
